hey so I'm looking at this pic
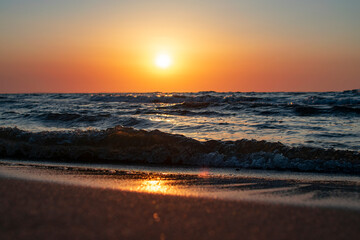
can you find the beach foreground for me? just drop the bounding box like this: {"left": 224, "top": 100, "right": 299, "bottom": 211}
{"left": 1, "top": 176, "right": 359, "bottom": 240}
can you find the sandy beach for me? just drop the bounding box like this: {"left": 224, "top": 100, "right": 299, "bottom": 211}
{"left": 1, "top": 176, "right": 359, "bottom": 240}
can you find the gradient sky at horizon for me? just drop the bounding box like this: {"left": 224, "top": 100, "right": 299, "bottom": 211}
{"left": 0, "top": 0, "right": 359, "bottom": 93}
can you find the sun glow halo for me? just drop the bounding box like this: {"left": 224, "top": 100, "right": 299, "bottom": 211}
{"left": 155, "top": 53, "right": 172, "bottom": 69}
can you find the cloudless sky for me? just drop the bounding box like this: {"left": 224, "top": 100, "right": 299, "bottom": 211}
{"left": 0, "top": 0, "right": 359, "bottom": 92}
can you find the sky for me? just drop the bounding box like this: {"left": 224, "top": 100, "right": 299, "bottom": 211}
{"left": 0, "top": 0, "right": 359, "bottom": 93}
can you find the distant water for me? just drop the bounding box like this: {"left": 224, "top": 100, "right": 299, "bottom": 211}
{"left": 0, "top": 91, "right": 359, "bottom": 173}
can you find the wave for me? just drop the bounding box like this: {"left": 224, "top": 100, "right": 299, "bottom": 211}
{"left": 89, "top": 92, "right": 360, "bottom": 104}
{"left": 38, "top": 113, "right": 112, "bottom": 122}
{"left": 134, "top": 109, "right": 231, "bottom": 117}
{"left": 331, "top": 106, "right": 360, "bottom": 115}
{"left": 169, "top": 102, "right": 214, "bottom": 109}
{"left": 303, "top": 95, "right": 360, "bottom": 105}
{"left": 36, "top": 113, "right": 151, "bottom": 128}
{"left": 288, "top": 104, "right": 360, "bottom": 116}
{"left": 0, "top": 99, "right": 17, "bottom": 104}
{"left": 90, "top": 93, "right": 267, "bottom": 104}
{"left": 343, "top": 89, "right": 360, "bottom": 94}
{"left": 0, "top": 126, "right": 359, "bottom": 174}
{"left": 88, "top": 93, "right": 360, "bottom": 117}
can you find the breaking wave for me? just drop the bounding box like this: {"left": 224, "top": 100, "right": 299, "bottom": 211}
{"left": 0, "top": 126, "right": 359, "bottom": 174}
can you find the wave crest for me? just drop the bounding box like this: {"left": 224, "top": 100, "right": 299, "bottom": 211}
{"left": 0, "top": 126, "right": 359, "bottom": 174}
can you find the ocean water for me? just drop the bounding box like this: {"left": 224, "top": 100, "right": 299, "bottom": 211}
{"left": 0, "top": 91, "right": 359, "bottom": 173}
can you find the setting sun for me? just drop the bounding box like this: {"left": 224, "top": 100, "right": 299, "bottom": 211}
{"left": 155, "top": 53, "right": 172, "bottom": 69}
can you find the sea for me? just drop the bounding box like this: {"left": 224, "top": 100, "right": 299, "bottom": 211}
{"left": 0, "top": 91, "right": 359, "bottom": 174}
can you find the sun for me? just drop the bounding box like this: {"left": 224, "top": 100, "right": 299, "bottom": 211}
{"left": 155, "top": 53, "right": 172, "bottom": 69}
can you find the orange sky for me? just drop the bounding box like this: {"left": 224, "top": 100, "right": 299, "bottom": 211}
{"left": 0, "top": 1, "right": 359, "bottom": 93}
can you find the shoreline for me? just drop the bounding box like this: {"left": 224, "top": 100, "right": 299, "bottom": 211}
{"left": 1, "top": 160, "right": 360, "bottom": 210}
{"left": 1, "top": 176, "right": 360, "bottom": 240}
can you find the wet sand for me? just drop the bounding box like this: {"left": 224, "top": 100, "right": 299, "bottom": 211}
{"left": 0, "top": 176, "right": 359, "bottom": 240}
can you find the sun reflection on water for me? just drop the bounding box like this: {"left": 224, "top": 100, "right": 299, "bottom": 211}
{"left": 137, "top": 178, "right": 172, "bottom": 194}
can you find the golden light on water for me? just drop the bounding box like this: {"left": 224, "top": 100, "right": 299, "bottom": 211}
{"left": 137, "top": 179, "right": 171, "bottom": 194}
